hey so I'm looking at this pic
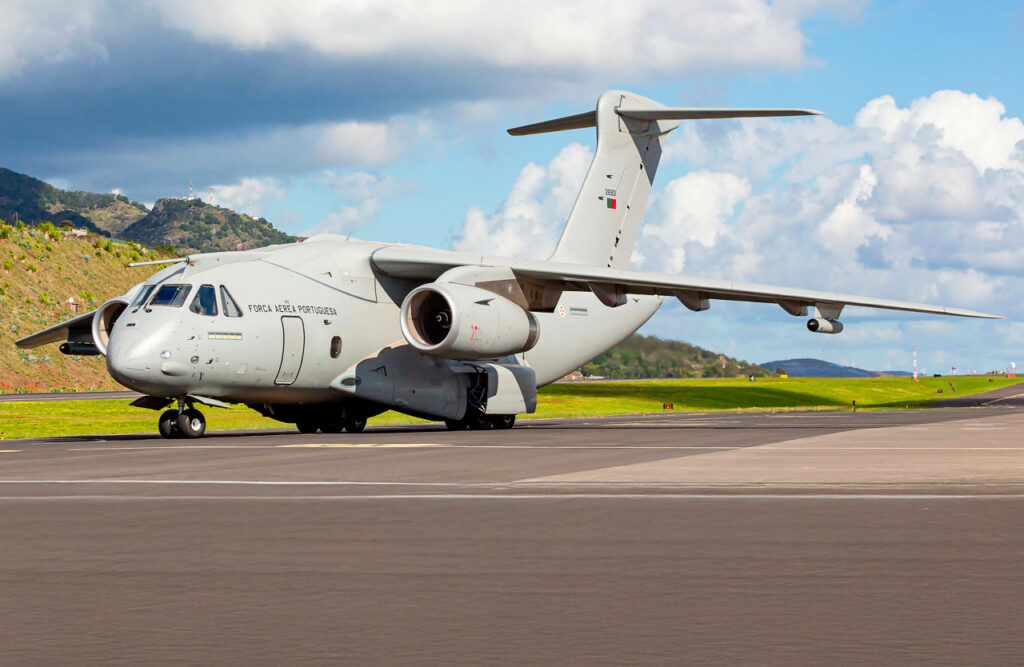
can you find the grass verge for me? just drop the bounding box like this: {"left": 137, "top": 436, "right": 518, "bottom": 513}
{"left": 0, "top": 376, "right": 1018, "bottom": 441}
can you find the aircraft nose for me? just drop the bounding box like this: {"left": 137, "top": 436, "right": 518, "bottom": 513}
{"left": 105, "top": 320, "right": 178, "bottom": 393}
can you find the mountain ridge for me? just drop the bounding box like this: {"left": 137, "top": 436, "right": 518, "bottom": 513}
{"left": 761, "top": 357, "right": 911, "bottom": 378}
{"left": 0, "top": 167, "right": 296, "bottom": 253}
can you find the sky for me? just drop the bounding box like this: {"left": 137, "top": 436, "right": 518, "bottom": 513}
{"left": 2, "top": 0, "right": 1022, "bottom": 373}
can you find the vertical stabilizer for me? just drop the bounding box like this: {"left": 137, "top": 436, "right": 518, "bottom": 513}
{"left": 507, "top": 91, "right": 821, "bottom": 269}
{"left": 548, "top": 90, "right": 674, "bottom": 269}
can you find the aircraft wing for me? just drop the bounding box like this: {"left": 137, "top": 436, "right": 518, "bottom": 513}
{"left": 15, "top": 309, "right": 97, "bottom": 348}
{"left": 370, "top": 246, "right": 1001, "bottom": 320}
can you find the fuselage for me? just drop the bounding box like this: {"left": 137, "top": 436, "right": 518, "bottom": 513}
{"left": 106, "top": 235, "right": 662, "bottom": 406}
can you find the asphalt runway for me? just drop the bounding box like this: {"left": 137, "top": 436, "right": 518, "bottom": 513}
{"left": 2, "top": 403, "right": 1023, "bottom": 664}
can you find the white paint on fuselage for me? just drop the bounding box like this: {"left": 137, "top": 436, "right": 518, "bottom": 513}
{"left": 106, "top": 237, "right": 662, "bottom": 404}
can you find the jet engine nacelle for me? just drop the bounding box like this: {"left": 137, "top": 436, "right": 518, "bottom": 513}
{"left": 91, "top": 297, "right": 130, "bottom": 355}
{"left": 400, "top": 283, "right": 540, "bottom": 360}
{"left": 807, "top": 317, "right": 843, "bottom": 334}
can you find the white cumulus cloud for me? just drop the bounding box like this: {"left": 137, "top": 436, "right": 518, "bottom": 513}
{"left": 452, "top": 143, "right": 592, "bottom": 258}
{"left": 148, "top": 0, "right": 842, "bottom": 76}
{"left": 459, "top": 88, "right": 1024, "bottom": 370}
{"left": 0, "top": 0, "right": 107, "bottom": 79}
{"left": 210, "top": 177, "right": 287, "bottom": 216}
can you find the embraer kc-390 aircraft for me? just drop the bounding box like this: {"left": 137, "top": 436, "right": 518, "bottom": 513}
{"left": 16, "top": 90, "right": 1001, "bottom": 438}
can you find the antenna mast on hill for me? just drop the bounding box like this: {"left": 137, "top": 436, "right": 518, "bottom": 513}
{"left": 188, "top": 180, "right": 193, "bottom": 200}
{"left": 209, "top": 186, "right": 215, "bottom": 205}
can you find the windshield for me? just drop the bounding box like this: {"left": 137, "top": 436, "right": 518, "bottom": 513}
{"left": 130, "top": 285, "right": 156, "bottom": 309}
{"left": 189, "top": 284, "right": 218, "bottom": 316}
{"left": 149, "top": 284, "right": 192, "bottom": 307}
{"left": 220, "top": 285, "right": 243, "bottom": 318}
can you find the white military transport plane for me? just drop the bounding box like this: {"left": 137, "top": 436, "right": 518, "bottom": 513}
{"left": 16, "top": 90, "right": 1001, "bottom": 438}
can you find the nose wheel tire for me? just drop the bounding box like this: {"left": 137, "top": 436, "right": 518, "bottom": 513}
{"left": 176, "top": 408, "right": 206, "bottom": 438}
{"left": 158, "top": 409, "right": 180, "bottom": 439}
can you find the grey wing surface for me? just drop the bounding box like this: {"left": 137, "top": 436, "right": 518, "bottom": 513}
{"left": 15, "top": 310, "right": 98, "bottom": 348}
{"left": 370, "top": 246, "right": 1001, "bottom": 320}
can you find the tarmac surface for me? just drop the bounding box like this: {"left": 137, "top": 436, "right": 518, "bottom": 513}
{"left": 2, "top": 398, "right": 1023, "bottom": 664}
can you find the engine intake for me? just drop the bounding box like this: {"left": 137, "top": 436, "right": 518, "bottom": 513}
{"left": 401, "top": 283, "right": 539, "bottom": 360}
{"left": 91, "top": 298, "right": 129, "bottom": 355}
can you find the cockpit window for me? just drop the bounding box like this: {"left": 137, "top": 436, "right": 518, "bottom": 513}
{"left": 189, "top": 284, "right": 218, "bottom": 316}
{"left": 149, "top": 284, "right": 192, "bottom": 308}
{"left": 130, "top": 285, "right": 156, "bottom": 309}
{"left": 219, "top": 285, "right": 243, "bottom": 318}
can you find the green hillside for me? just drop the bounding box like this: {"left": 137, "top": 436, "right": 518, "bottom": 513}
{"left": 0, "top": 221, "right": 175, "bottom": 392}
{"left": 0, "top": 168, "right": 149, "bottom": 235}
{"left": 0, "top": 167, "right": 296, "bottom": 253}
{"left": 583, "top": 334, "right": 772, "bottom": 379}
{"left": 122, "top": 198, "right": 296, "bottom": 253}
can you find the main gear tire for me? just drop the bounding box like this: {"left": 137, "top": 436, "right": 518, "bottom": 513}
{"left": 489, "top": 415, "right": 516, "bottom": 429}
{"left": 344, "top": 418, "right": 367, "bottom": 433}
{"left": 296, "top": 419, "right": 319, "bottom": 434}
{"left": 176, "top": 408, "right": 206, "bottom": 439}
{"left": 319, "top": 420, "right": 344, "bottom": 433}
{"left": 444, "top": 419, "right": 467, "bottom": 431}
{"left": 466, "top": 412, "right": 493, "bottom": 430}
{"left": 158, "top": 409, "right": 179, "bottom": 439}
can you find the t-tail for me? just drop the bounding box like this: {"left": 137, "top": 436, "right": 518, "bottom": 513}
{"left": 508, "top": 90, "right": 822, "bottom": 269}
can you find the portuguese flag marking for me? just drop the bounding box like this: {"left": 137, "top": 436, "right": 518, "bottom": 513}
{"left": 607, "top": 198, "right": 616, "bottom": 209}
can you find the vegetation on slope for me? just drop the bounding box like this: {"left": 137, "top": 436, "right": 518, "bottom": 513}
{"left": 0, "top": 167, "right": 296, "bottom": 253}
{"left": 583, "top": 334, "right": 772, "bottom": 379}
{"left": 121, "top": 198, "right": 296, "bottom": 253}
{"left": 0, "top": 167, "right": 149, "bottom": 235}
{"left": 0, "top": 221, "right": 174, "bottom": 392}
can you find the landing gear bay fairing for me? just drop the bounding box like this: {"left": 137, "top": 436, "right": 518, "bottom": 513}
{"left": 16, "top": 91, "right": 1001, "bottom": 437}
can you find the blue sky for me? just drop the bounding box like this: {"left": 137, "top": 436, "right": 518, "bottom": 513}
{"left": 2, "top": 0, "right": 1022, "bottom": 373}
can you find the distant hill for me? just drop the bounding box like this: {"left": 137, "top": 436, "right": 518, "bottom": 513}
{"left": 760, "top": 358, "right": 911, "bottom": 378}
{"left": 0, "top": 167, "right": 149, "bottom": 236}
{"left": 0, "top": 168, "right": 296, "bottom": 253}
{"left": 122, "top": 198, "right": 296, "bottom": 253}
{"left": 583, "top": 334, "right": 773, "bottom": 379}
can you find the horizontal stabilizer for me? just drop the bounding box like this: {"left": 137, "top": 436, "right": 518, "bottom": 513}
{"left": 508, "top": 106, "right": 822, "bottom": 135}
{"left": 507, "top": 111, "right": 597, "bottom": 136}
{"left": 615, "top": 107, "right": 823, "bottom": 120}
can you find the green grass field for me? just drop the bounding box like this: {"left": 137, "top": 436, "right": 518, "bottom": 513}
{"left": 0, "top": 375, "right": 1018, "bottom": 441}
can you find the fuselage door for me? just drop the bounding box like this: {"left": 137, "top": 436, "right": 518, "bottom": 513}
{"left": 275, "top": 316, "right": 305, "bottom": 385}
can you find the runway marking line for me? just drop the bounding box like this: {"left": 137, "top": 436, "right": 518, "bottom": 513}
{"left": 49, "top": 444, "right": 1024, "bottom": 454}
{"left": 278, "top": 443, "right": 448, "bottom": 449}
{"left": 0, "top": 449, "right": 22, "bottom": 453}
{"left": 1, "top": 493, "right": 1023, "bottom": 502}
{"left": 4, "top": 479, "right": 1024, "bottom": 492}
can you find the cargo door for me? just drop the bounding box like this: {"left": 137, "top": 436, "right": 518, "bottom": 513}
{"left": 275, "top": 316, "right": 305, "bottom": 385}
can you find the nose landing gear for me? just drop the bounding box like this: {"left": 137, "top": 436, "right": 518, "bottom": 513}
{"left": 158, "top": 402, "right": 207, "bottom": 439}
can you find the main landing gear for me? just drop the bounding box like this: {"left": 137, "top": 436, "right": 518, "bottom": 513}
{"left": 158, "top": 403, "right": 207, "bottom": 439}
{"left": 444, "top": 413, "right": 516, "bottom": 430}
{"left": 295, "top": 417, "right": 368, "bottom": 434}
